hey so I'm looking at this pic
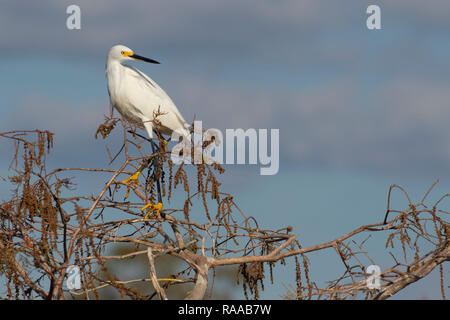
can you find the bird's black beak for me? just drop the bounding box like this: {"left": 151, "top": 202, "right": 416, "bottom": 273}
{"left": 131, "top": 53, "right": 160, "bottom": 64}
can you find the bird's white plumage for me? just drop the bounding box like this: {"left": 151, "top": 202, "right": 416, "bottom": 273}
{"left": 106, "top": 45, "right": 190, "bottom": 139}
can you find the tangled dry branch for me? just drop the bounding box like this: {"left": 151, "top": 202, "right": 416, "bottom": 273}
{"left": 0, "top": 123, "right": 448, "bottom": 300}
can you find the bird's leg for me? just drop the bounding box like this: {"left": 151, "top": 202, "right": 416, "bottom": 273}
{"left": 142, "top": 139, "right": 164, "bottom": 219}
{"left": 121, "top": 130, "right": 158, "bottom": 186}
{"left": 120, "top": 136, "right": 166, "bottom": 200}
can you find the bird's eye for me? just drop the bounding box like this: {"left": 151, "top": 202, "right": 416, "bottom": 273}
{"left": 121, "top": 51, "right": 125, "bottom": 55}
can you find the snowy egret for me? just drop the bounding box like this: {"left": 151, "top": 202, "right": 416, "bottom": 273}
{"left": 106, "top": 44, "right": 190, "bottom": 218}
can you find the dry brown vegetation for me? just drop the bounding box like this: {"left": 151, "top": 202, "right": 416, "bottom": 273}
{"left": 0, "top": 121, "right": 448, "bottom": 300}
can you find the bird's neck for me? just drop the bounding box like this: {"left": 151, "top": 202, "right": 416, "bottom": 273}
{"left": 106, "top": 60, "right": 123, "bottom": 77}
{"left": 106, "top": 60, "right": 125, "bottom": 98}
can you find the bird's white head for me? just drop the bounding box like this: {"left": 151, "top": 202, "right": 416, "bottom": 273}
{"left": 107, "top": 44, "right": 160, "bottom": 65}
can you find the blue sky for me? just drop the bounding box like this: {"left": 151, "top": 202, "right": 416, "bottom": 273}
{"left": 0, "top": 0, "right": 448, "bottom": 299}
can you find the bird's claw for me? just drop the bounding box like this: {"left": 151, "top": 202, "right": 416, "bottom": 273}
{"left": 116, "top": 171, "right": 141, "bottom": 200}
{"left": 142, "top": 202, "right": 163, "bottom": 219}
{"left": 121, "top": 171, "right": 141, "bottom": 184}
{"left": 161, "top": 138, "right": 168, "bottom": 152}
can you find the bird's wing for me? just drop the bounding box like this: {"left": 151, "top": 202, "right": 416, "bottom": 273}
{"left": 123, "top": 65, "right": 189, "bottom": 132}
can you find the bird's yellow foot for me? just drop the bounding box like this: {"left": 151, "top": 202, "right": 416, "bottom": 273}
{"left": 142, "top": 202, "right": 163, "bottom": 219}
{"left": 119, "top": 171, "right": 141, "bottom": 200}
{"left": 121, "top": 171, "right": 141, "bottom": 184}
{"left": 161, "top": 139, "right": 168, "bottom": 152}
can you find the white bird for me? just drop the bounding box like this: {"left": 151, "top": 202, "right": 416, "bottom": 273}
{"left": 106, "top": 44, "right": 190, "bottom": 140}
{"left": 105, "top": 44, "right": 190, "bottom": 217}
